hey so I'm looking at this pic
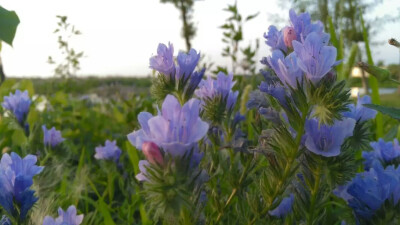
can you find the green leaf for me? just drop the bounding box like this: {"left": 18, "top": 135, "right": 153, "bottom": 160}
{"left": 0, "top": 6, "right": 20, "bottom": 46}
{"left": 245, "top": 12, "right": 259, "bottom": 21}
{"left": 363, "top": 104, "right": 400, "bottom": 120}
{"left": 97, "top": 199, "right": 116, "bottom": 225}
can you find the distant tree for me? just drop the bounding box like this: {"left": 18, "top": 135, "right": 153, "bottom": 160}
{"left": 160, "top": 0, "right": 199, "bottom": 52}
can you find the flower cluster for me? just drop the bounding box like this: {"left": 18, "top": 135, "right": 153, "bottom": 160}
{"left": 94, "top": 140, "right": 122, "bottom": 162}
{"left": 150, "top": 43, "right": 205, "bottom": 102}
{"left": 338, "top": 163, "right": 400, "bottom": 220}
{"left": 263, "top": 9, "right": 339, "bottom": 86}
{"left": 42, "top": 125, "right": 65, "bottom": 147}
{"left": 362, "top": 138, "right": 400, "bottom": 170}
{"left": 2, "top": 90, "right": 31, "bottom": 125}
{"left": 195, "top": 72, "right": 239, "bottom": 111}
{"left": 0, "top": 152, "right": 43, "bottom": 220}
{"left": 128, "top": 94, "right": 208, "bottom": 181}
{"left": 43, "top": 205, "right": 83, "bottom": 225}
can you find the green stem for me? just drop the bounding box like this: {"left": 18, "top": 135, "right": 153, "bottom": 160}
{"left": 360, "top": 10, "right": 383, "bottom": 138}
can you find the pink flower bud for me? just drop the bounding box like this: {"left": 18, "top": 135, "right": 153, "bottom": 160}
{"left": 283, "top": 27, "right": 297, "bottom": 49}
{"left": 142, "top": 142, "right": 164, "bottom": 165}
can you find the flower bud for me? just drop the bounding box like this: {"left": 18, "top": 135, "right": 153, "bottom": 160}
{"left": 142, "top": 142, "right": 164, "bottom": 165}
{"left": 283, "top": 27, "right": 296, "bottom": 49}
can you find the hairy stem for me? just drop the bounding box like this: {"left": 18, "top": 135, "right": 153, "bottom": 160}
{"left": 248, "top": 110, "right": 308, "bottom": 225}
{"left": 214, "top": 156, "right": 252, "bottom": 223}
{"left": 307, "top": 167, "right": 321, "bottom": 225}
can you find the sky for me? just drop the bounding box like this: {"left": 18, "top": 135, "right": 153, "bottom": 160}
{"left": 1, "top": 0, "right": 399, "bottom": 77}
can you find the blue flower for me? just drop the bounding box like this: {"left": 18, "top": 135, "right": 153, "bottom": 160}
{"left": 343, "top": 94, "right": 377, "bottom": 122}
{"left": 267, "top": 50, "right": 303, "bottom": 88}
{"left": 304, "top": 118, "right": 356, "bottom": 157}
{"left": 94, "top": 140, "right": 122, "bottom": 162}
{"left": 293, "top": 32, "right": 340, "bottom": 84}
{"left": 343, "top": 164, "right": 400, "bottom": 219}
{"left": 42, "top": 205, "right": 84, "bottom": 225}
{"left": 42, "top": 125, "right": 65, "bottom": 147}
{"left": 195, "top": 72, "right": 239, "bottom": 110}
{"left": 2, "top": 90, "right": 31, "bottom": 125}
{"left": 128, "top": 95, "right": 209, "bottom": 181}
{"left": 149, "top": 43, "right": 175, "bottom": 77}
{"left": 177, "top": 48, "right": 200, "bottom": 80}
{"left": 0, "top": 152, "right": 43, "bottom": 220}
{"left": 362, "top": 139, "right": 400, "bottom": 170}
{"left": 264, "top": 26, "right": 287, "bottom": 53}
{"left": 259, "top": 81, "right": 287, "bottom": 108}
{"left": 269, "top": 194, "right": 294, "bottom": 218}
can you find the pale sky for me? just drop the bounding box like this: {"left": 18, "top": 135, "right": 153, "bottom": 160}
{"left": 1, "top": 0, "right": 399, "bottom": 77}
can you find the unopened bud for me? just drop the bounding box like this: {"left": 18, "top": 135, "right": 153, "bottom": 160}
{"left": 142, "top": 142, "right": 164, "bottom": 165}
{"left": 283, "top": 27, "right": 297, "bottom": 49}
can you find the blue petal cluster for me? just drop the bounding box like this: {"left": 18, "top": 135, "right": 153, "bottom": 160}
{"left": 339, "top": 164, "right": 400, "bottom": 220}
{"left": 267, "top": 50, "right": 303, "bottom": 88}
{"left": 2, "top": 90, "right": 31, "bottom": 125}
{"left": 128, "top": 95, "right": 209, "bottom": 181}
{"left": 362, "top": 138, "right": 400, "bottom": 170}
{"left": 149, "top": 43, "right": 204, "bottom": 92}
{"left": 262, "top": 9, "right": 340, "bottom": 87}
{"left": 304, "top": 118, "right": 356, "bottom": 157}
{"left": 42, "top": 125, "right": 65, "bottom": 147}
{"left": 269, "top": 194, "right": 294, "bottom": 218}
{"left": 195, "top": 72, "right": 239, "bottom": 110}
{"left": 342, "top": 94, "right": 377, "bottom": 122}
{"left": 0, "top": 152, "right": 43, "bottom": 220}
{"left": 94, "top": 140, "right": 122, "bottom": 162}
{"left": 43, "top": 205, "right": 84, "bottom": 225}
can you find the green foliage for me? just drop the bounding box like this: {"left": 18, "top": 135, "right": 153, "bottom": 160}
{"left": 220, "top": 1, "right": 259, "bottom": 74}
{"left": 48, "top": 15, "right": 84, "bottom": 78}
{"left": 0, "top": 5, "right": 19, "bottom": 46}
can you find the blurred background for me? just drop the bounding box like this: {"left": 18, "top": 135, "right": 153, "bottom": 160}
{"left": 0, "top": 0, "right": 399, "bottom": 101}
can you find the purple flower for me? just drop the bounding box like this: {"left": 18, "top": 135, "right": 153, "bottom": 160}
{"left": 362, "top": 139, "right": 400, "bottom": 170}
{"left": 2, "top": 90, "right": 31, "bottom": 124}
{"left": 42, "top": 125, "right": 65, "bottom": 147}
{"left": 94, "top": 140, "right": 122, "bottom": 162}
{"left": 289, "top": 9, "right": 328, "bottom": 42}
{"left": 128, "top": 95, "right": 209, "bottom": 181}
{"left": 149, "top": 43, "right": 175, "bottom": 76}
{"left": 269, "top": 194, "right": 294, "bottom": 217}
{"left": 264, "top": 26, "right": 287, "bottom": 52}
{"left": 293, "top": 32, "right": 340, "bottom": 84}
{"left": 305, "top": 118, "right": 356, "bottom": 157}
{"left": 343, "top": 94, "right": 377, "bottom": 122}
{"left": 0, "top": 152, "right": 43, "bottom": 220}
{"left": 43, "top": 205, "right": 84, "bottom": 225}
{"left": 177, "top": 48, "right": 200, "bottom": 80}
{"left": 195, "top": 72, "right": 239, "bottom": 110}
{"left": 267, "top": 50, "right": 303, "bottom": 88}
